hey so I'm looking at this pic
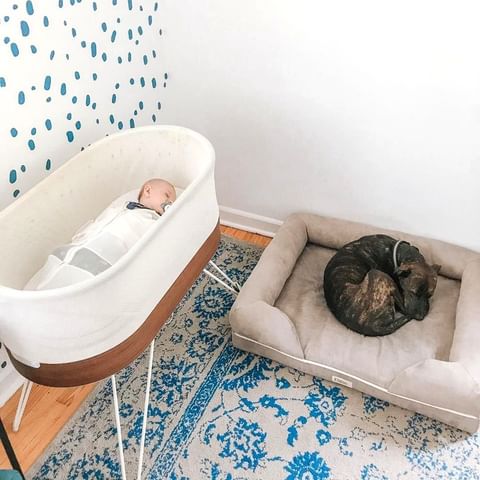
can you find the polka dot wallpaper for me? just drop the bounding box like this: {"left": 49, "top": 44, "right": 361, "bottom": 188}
{"left": 0, "top": 0, "right": 168, "bottom": 209}
{"left": 0, "top": 0, "right": 168, "bottom": 398}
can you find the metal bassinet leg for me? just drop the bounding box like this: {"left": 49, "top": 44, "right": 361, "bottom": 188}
{"left": 203, "top": 260, "right": 241, "bottom": 295}
{"left": 111, "top": 339, "right": 155, "bottom": 480}
{"left": 13, "top": 380, "right": 33, "bottom": 432}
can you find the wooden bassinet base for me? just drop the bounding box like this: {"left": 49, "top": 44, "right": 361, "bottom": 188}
{"left": 9, "top": 221, "right": 221, "bottom": 388}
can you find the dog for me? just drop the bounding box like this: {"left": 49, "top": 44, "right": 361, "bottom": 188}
{"left": 323, "top": 234, "right": 441, "bottom": 336}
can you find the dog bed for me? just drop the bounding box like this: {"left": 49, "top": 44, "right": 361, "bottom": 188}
{"left": 229, "top": 213, "right": 480, "bottom": 432}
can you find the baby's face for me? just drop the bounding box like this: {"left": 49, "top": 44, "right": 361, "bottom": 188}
{"left": 139, "top": 180, "right": 176, "bottom": 214}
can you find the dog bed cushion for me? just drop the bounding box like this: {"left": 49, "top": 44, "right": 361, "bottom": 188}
{"left": 230, "top": 213, "right": 480, "bottom": 432}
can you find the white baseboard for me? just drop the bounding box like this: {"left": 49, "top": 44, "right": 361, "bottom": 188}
{"left": 219, "top": 205, "right": 282, "bottom": 238}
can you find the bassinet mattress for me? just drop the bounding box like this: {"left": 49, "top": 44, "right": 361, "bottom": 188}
{"left": 230, "top": 213, "right": 480, "bottom": 433}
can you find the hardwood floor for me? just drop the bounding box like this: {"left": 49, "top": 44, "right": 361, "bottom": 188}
{"left": 0, "top": 226, "right": 271, "bottom": 473}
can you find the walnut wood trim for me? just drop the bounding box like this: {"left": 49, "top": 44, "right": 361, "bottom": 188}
{"left": 9, "top": 222, "right": 221, "bottom": 387}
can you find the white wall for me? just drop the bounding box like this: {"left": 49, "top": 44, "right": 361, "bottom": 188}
{"left": 160, "top": 0, "right": 480, "bottom": 251}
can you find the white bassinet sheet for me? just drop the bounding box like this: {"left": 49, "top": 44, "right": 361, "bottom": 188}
{"left": 24, "top": 187, "right": 182, "bottom": 291}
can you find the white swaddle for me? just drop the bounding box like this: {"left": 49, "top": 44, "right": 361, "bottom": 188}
{"left": 24, "top": 189, "right": 161, "bottom": 290}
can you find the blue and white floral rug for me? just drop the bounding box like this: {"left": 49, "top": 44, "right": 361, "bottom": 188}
{"left": 30, "top": 236, "right": 480, "bottom": 480}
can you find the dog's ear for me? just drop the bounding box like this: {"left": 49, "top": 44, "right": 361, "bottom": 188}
{"left": 431, "top": 264, "right": 441, "bottom": 274}
{"left": 394, "top": 263, "right": 411, "bottom": 278}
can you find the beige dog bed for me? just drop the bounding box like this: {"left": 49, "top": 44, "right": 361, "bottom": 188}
{"left": 229, "top": 213, "right": 480, "bottom": 433}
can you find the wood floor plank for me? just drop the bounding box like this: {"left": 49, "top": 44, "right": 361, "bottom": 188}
{"left": 0, "top": 226, "right": 271, "bottom": 472}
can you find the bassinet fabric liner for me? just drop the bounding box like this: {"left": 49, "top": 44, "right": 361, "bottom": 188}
{"left": 0, "top": 126, "right": 218, "bottom": 369}
{"left": 230, "top": 213, "right": 480, "bottom": 432}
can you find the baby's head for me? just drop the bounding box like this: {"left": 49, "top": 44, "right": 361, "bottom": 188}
{"left": 138, "top": 178, "right": 176, "bottom": 214}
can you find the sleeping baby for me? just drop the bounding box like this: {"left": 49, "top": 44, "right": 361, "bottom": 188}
{"left": 24, "top": 178, "right": 177, "bottom": 290}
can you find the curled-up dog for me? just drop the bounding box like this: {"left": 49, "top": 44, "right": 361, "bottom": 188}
{"left": 323, "top": 234, "right": 441, "bottom": 336}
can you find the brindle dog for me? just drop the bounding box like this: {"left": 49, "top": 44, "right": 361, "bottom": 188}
{"left": 323, "top": 235, "right": 441, "bottom": 336}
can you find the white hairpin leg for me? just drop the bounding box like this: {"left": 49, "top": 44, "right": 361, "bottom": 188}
{"left": 13, "top": 380, "right": 32, "bottom": 432}
{"left": 111, "top": 339, "right": 155, "bottom": 480}
{"left": 203, "top": 260, "right": 241, "bottom": 295}
{"left": 112, "top": 374, "right": 127, "bottom": 480}
{"left": 137, "top": 340, "right": 154, "bottom": 480}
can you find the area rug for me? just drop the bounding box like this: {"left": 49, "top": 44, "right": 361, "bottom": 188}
{"left": 29, "top": 236, "right": 480, "bottom": 480}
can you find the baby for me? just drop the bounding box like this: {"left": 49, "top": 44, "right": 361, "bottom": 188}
{"left": 24, "top": 178, "right": 177, "bottom": 290}
{"left": 132, "top": 178, "right": 177, "bottom": 215}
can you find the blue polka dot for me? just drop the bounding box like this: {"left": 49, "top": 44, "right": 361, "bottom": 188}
{"left": 26, "top": 1, "right": 34, "bottom": 15}
{"left": 72, "top": 96, "right": 77, "bottom": 104}
{"left": 31, "top": 85, "right": 36, "bottom": 90}
{"left": 4, "top": 36, "right": 10, "bottom": 44}
{"left": 30, "top": 44, "right": 37, "bottom": 54}
{"left": 101, "top": 22, "right": 107, "bottom": 32}
{"left": 117, "top": 56, "right": 122, "bottom": 64}
{"left": 74, "top": 71, "right": 80, "bottom": 80}
{"left": 152, "top": 114, "right": 157, "bottom": 122}
{"left": 13, "top": 189, "right": 20, "bottom": 198}
{"left": 118, "top": 121, "right": 123, "bottom": 129}
{"left": 135, "top": 39, "right": 139, "bottom": 45}
{"left": 85, "top": 94, "right": 90, "bottom": 106}
{"left": 81, "top": 40, "right": 86, "bottom": 48}
{"left": 154, "top": 2, "right": 158, "bottom": 11}
{"left": 111, "top": 93, "right": 117, "bottom": 103}
{"left": 129, "top": 78, "right": 134, "bottom": 85}
{"left": 0, "top": 77, "right": 6, "bottom": 88}
{"left": 66, "top": 112, "right": 72, "bottom": 120}
{"left": 127, "top": 52, "right": 132, "bottom": 62}
{"left": 115, "top": 82, "right": 120, "bottom": 89}
{"left": 159, "top": 29, "right": 162, "bottom": 36}
{"left": 45, "top": 119, "right": 52, "bottom": 130}
{"left": 13, "top": 5, "right": 18, "bottom": 10}
{"left": 109, "top": 114, "right": 114, "bottom": 124}
{"left": 9, "top": 170, "right": 17, "bottom": 183}
{"left": 157, "top": 102, "right": 161, "bottom": 109}
{"left": 152, "top": 78, "right": 157, "bottom": 88}
{"left": 43, "top": 16, "right": 49, "bottom": 27}
{"left": 92, "top": 102, "right": 96, "bottom": 110}
{"left": 92, "top": 1, "right": 97, "bottom": 11}
{"left": 101, "top": 52, "right": 107, "bottom": 61}
{"left": 10, "top": 43, "right": 19, "bottom": 56}
{"left": 44, "top": 75, "right": 52, "bottom": 90}
{"left": 75, "top": 120, "right": 81, "bottom": 130}
{"left": 46, "top": 96, "right": 52, "bottom": 102}
{"left": 50, "top": 50, "right": 55, "bottom": 60}
{"left": 28, "top": 139, "right": 35, "bottom": 150}
{"left": 10, "top": 127, "right": 18, "bottom": 137}
{"left": 31, "top": 127, "right": 37, "bottom": 135}
{"left": 66, "top": 131, "right": 74, "bottom": 142}
{"left": 164, "top": 73, "right": 168, "bottom": 79}
{"left": 20, "top": 164, "right": 26, "bottom": 172}
{"left": 45, "top": 159, "right": 51, "bottom": 170}
{"left": 90, "top": 42, "right": 97, "bottom": 57}
{"left": 133, "top": 110, "right": 138, "bottom": 115}
{"left": 129, "top": 118, "right": 135, "bottom": 128}
{"left": 140, "top": 77, "right": 145, "bottom": 87}
{"left": 139, "top": 101, "right": 144, "bottom": 110}
{"left": 111, "top": 30, "right": 117, "bottom": 42}
{"left": 60, "top": 83, "right": 67, "bottom": 95}
{"left": 128, "top": 29, "right": 133, "bottom": 40}
{"left": 95, "top": 118, "right": 99, "bottom": 124}
{"left": 148, "top": 15, "right": 152, "bottom": 26}
{"left": 137, "top": 26, "right": 143, "bottom": 35}
{"left": 3, "top": 16, "right": 10, "bottom": 22}
{"left": 20, "top": 20, "right": 30, "bottom": 36}
{"left": 152, "top": 49, "right": 157, "bottom": 58}
{"left": 65, "top": 53, "right": 70, "bottom": 60}
{"left": 127, "top": 0, "right": 132, "bottom": 10}
{"left": 71, "top": 27, "right": 77, "bottom": 38}
{"left": 143, "top": 55, "right": 148, "bottom": 65}
{"left": 18, "top": 91, "right": 25, "bottom": 104}
{"left": 92, "top": 73, "right": 98, "bottom": 80}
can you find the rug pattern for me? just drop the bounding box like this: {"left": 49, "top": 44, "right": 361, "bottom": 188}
{"left": 29, "top": 236, "right": 480, "bottom": 480}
